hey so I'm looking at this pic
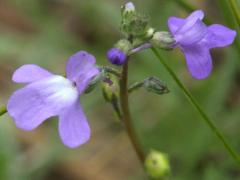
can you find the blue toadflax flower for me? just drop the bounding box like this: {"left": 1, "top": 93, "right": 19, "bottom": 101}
{"left": 7, "top": 51, "right": 99, "bottom": 148}
{"left": 168, "top": 10, "right": 237, "bottom": 79}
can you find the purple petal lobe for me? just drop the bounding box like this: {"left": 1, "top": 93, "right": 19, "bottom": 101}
{"left": 182, "top": 45, "right": 212, "bottom": 79}
{"left": 12, "top": 64, "right": 53, "bottom": 83}
{"left": 186, "top": 10, "right": 204, "bottom": 22}
{"left": 168, "top": 10, "right": 204, "bottom": 36}
{"left": 175, "top": 19, "right": 207, "bottom": 45}
{"left": 175, "top": 10, "right": 204, "bottom": 34}
{"left": 7, "top": 75, "right": 78, "bottom": 130}
{"left": 206, "top": 24, "right": 237, "bottom": 48}
{"left": 66, "top": 51, "right": 96, "bottom": 81}
{"left": 58, "top": 102, "right": 90, "bottom": 148}
{"left": 168, "top": 17, "right": 185, "bottom": 34}
{"left": 66, "top": 51, "right": 100, "bottom": 93}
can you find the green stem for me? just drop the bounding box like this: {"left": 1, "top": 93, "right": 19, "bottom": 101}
{"left": 0, "top": 106, "right": 7, "bottom": 116}
{"left": 128, "top": 81, "right": 144, "bottom": 93}
{"left": 151, "top": 47, "right": 240, "bottom": 165}
{"left": 229, "top": 0, "right": 240, "bottom": 27}
{"left": 119, "top": 60, "right": 145, "bottom": 163}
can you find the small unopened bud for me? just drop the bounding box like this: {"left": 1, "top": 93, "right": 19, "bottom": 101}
{"left": 146, "top": 27, "right": 155, "bottom": 39}
{"left": 107, "top": 39, "right": 132, "bottom": 66}
{"left": 144, "top": 77, "right": 169, "bottom": 95}
{"left": 102, "top": 75, "right": 119, "bottom": 102}
{"left": 121, "top": 2, "right": 149, "bottom": 37}
{"left": 145, "top": 150, "right": 170, "bottom": 179}
{"left": 151, "top": 31, "right": 176, "bottom": 50}
{"left": 123, "top": 2, "right": 135, "bottom": 13}
{"left": 115, "top": 39, "right": 132, "bottom": 54}
{"left": 107, "top": 48, "right": 127, "bottom": 65}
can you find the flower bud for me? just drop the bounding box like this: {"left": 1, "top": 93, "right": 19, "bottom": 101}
{"left": 107, "top": 48, "right": 127, "bottom": 65}
{"left": 122, "top": 2, "right": 135, "bottom": 14}
{"left": 107, "top": 39, "right": 132, "bottom": 65}
{"left": 120, "top": 2, "right": 149, "bottom": 38}
{"left": 144, "top": 77, "right": 169, "bottom": 95}
{"left": 150, "top": 31, "right": 176, "bottom": 50}
{"left": 145, "top": 27, "right": 155, "bottom": 39}
{"left": 115, "top": 39, "right": 132, "bottom": 54}
{"left": 145, "top": 150, "right": 170, "bottom": 179}
{"left": 102, "top": 75, "right": 119, "bottom": 102}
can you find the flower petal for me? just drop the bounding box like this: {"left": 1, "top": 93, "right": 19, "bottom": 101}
{"left": 66, "top": 51, "right": 97, "bottom": 81}
{"left": 168, "top": 17, "right": 185, "bottom": 34}
{"left": 182, "top": 45, "right": 212, "bottom": 79}
{"left": 66, "top": 51, "right": 100, "bottom": 93}
{"left": 12, "top": 64, "right": 53, "bottom": 83}
{"left": 206, "top": 24, "right": 237, "bottom": 48}
{"left": 177, "top": 10, "right": 204, "bottom": 33}
{"left": 186, "top": 10, "right": 204, "bottom": 22}
{"left": 58, "top": 102, "right": 90, "bottom": 148}
{"left": 175, "top": 19, "right": 207, "bottom": 45}
{"left": 7, "top": 75, "right": 78, "bottom": 130}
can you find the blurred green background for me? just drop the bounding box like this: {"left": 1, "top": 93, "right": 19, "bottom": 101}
{"left": 0, "top": 0, "right": 240, "bottom": 179}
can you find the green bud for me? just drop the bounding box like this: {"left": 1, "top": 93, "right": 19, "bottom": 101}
{"left": 145, "top": 150, "right": 170, "bottom": 179}
{"left": 132, "top": 27, "right": 155, "bottom": 47}
{"left": 115, "top": 39, "right": 133, "bottom": 54}
{"left": 144, "top": 77, "right": 169, "bottom": 95}
{"left": 150, "top": 31, "right": 175, "bottom": 50}
{"left": 145, "top": 27, "right": 155, "bottom": 39}
{"left": 102, "top": 74, "right": 119, "bottom": 102}
{"left": 120, "top": 2, "right": 149, "bottom": 38}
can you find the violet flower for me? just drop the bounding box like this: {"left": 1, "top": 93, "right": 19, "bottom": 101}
{"left": 168, "top": 10, "right": 237, "bottom": 79}
{"left": 7, "top": 51, "right": 99, "bottom": 148}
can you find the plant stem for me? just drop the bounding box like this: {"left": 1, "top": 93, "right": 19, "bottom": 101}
{"left": 0, "top": 106, "right": 7, "bottom": 116}
{"left": 119, "top": 60, "right": 145, "bottom": 163}
{"left": 128, "top": 81, "right": 144, "bottom": 93}
{"left": 151, "top": 47, "right": 240, "bottom": 165}
{"left": 229, "top": 0, "right": 240, "bottom": 27}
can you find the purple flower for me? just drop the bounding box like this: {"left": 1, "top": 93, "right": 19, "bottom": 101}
{"left": 107, "top": 48, "right": 127, "bottom": 65}
{"left": 168, "top": 10, "right": 237, "bottom": 79}
{"left": 7, "top": 51, "right": 99, "bottom": 148}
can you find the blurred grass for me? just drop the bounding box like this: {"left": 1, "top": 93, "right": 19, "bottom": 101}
{"left": 0, "top": 0, "right": 240, "bottom": 179}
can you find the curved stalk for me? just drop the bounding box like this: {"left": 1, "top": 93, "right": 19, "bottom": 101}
{"left": 151, "top": 47, "right": 240, "bottom": 165}
{"left": 119, "top": 60, "right": 145, "bottom": 163}
{"left": 0, "top": 106, "right": 7, "bottom": 116}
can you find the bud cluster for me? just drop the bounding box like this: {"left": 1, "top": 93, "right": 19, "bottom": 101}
{"left": 107, "top": 2, "right": 176, "bottom": 66}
